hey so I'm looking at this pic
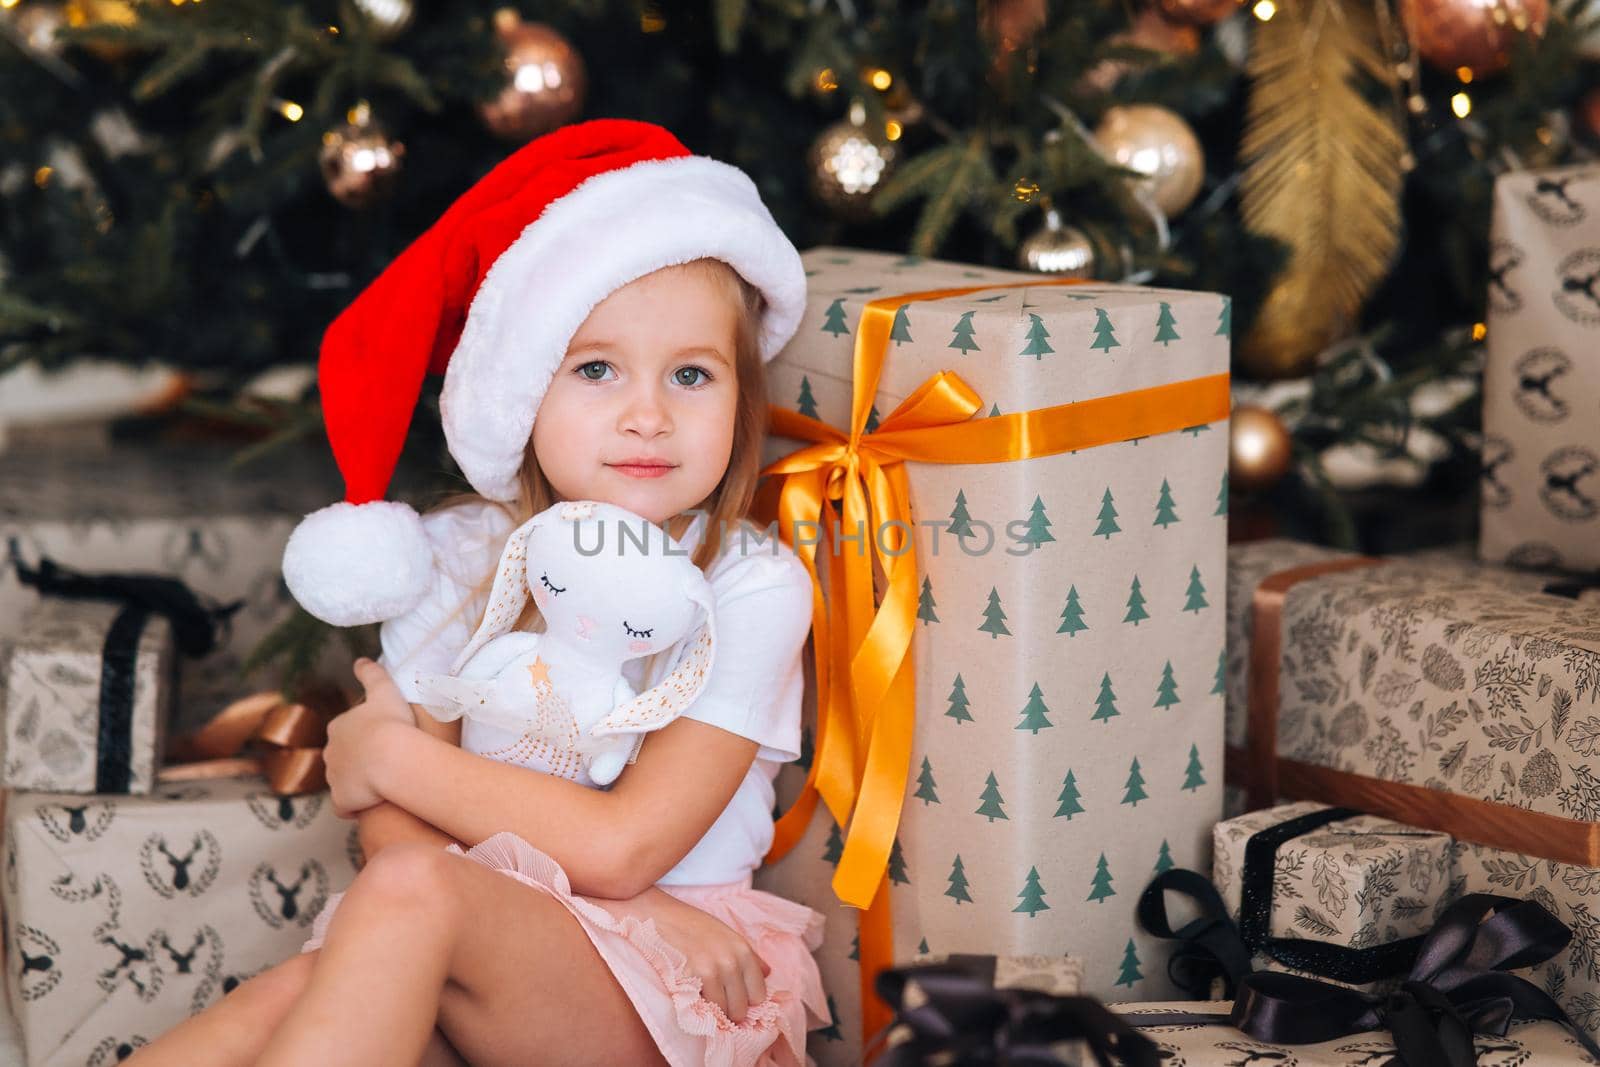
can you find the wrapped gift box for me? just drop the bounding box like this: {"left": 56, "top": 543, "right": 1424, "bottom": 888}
{"left": 0, "top": 599, "right": 176, "bottom": 794}
{"left": 0, "top": 439, "right": 343, "bottom": 734}
{"left": 1117, "top": 1001, "right": 1599, "bottom": 1065}
{"left": 1212, "top": 801, "right": 1457, "bottom": 989}
{"left": 754, "top": 247, "right": 1230, "bottom": 1062}
{"left": 1482, "top": 163, "right": 1600, "bottom": 574}
{"left": 1, "top": 775, "right": 359, "bottom": 1066}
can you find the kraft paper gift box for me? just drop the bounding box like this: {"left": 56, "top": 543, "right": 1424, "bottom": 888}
{"left": 1116, "top": 1002, "right": 1600, "bottom": 1066}
{"left": 0, "top": 599, "right": 176, "bottom": 795}
{"left": 1, "top": 775, "right": 359, "bottom": 1066}
{"left": 751, "top": 247, "right": 1231, "bottom": 1063}
{"left": 1211, "top": 802, "right": 1457, "bottom": 989}
{"left": 1482, "top": 163, "right": 1600, "bottom": 574}
{"left": 0, "top": 439, "right": 343, "bottom": 734}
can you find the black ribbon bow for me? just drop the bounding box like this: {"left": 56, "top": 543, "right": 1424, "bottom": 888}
{"left": 1137, "top": 807, "right": 1427, "bottom": 997}
{"left": 1226, "top": 893, "right": 1600, "bottom": 1067}
{"left": 871, "top": 954, "right": 1161, "bottom": 1067}
{"left": 13, "top": 557, "right": 242, "bottom": 657}
{"left": 12, "top": 556, "right": 243, "bottom": 793}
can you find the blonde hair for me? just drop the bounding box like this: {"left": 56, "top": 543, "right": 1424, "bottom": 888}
{"left": 430, "top": 257, "right": 771, "bottom": 637}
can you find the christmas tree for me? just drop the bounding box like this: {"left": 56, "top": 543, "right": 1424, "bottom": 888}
{"left": 949, "top": 310, "right": 980, "bottom": 354}
{"left": 945, "top": 854, "right": 973, "bottom": 904}
{"left": 890, "top": 304, "right": 913, "bottom": 345}
{"left": 1016, "top": 682, "right": 1054, "bottom": 733}
{"left": 1212, "top": 649, "right": 1226, "bottom": 696}
{"left": 948, "top": 489, "right": 977, "bottom": 538}
{"left": 1013, "top": 866, "right": 1050, "bottom": 916}
{"left": 888, "top": 837, "right": 911, "bottom": 885}
{"left": 1115, "top": 939, "right": 1143, "bottom": 988}
{"left": 1087, "top": 853, "right": 1115, "bottom": 903}
{"left": 1091, "top": 672, "right": 1119, "bottom": 724}
{"left": 797, "top": 376, "right": 820, "bottom": 419}
{"left": 1057, "top": 584, "right": 1088, "bottom": 636}
{"left": 1055, "top": 769, "right": 1084, "bottom": 819}
{"left": 1183, "top": 565, "right": 1209, "bottom": 613}
{"left": 1154, "top": 301, "right": 1179, "bottom": 345}
{"left": 1182, "top": 743, "right": 1206, "bottom": 792}
{"left": 1094, "top": 489, "right": 1120, "bottom": 539}
{"left": 822, "top": 821, "right": 843, "bottom": 865}
{"left": 945, "top": 673, "right": 974, "bottom": 723}
{"left": 1154, "top": 660, "right": 1180, "bottom": 708}
{"left": 1020, "top": 312, "right": 1054, "bottom": 359}
{"left": 976, "top": 771, "right": 1008, "bottom": 822}
{"left": 1214, "top": 471, "right": 1229, "bottom": 517}
{"left": 914, "top": 756, "right": 940, "bottom": 804}
{"left": 1153, "top": 478, "right": 1179, "bottom": 528}
{"left": 821, "top": 298, "right": 850, "bottom": 336}
{"left": 1089, "top": 307, "right": 1119, "bottom": 352}
{"left": 978, "top": 587, "right": 1011, "bottom": 638}
{"left": 918, "top": 576, "right": 940, "bottom": 625}
{"left": 1019, "top": 495, "right": 1054, "bottom": 547}
{"left": 1154, "top": 840, "right": 1174, "bottom": 874}
{"left": 1121, "top": 756, "right": 1148, "bottom": 806}
{"left": 1123, "top": 574, "right": 1149, "bottom": 626}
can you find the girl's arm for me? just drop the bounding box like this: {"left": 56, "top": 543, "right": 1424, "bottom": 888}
{"left": 368, "top": 712, "right": 758, "bottom": 898}
{"left": 355, "top": 704, "right": 464, "bottom": 859}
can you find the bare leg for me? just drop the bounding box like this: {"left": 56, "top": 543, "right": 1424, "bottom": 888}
{"left": 257, "top": 843, "right": 666, "bottom": 1067}
{"left": 123, "top": 949, "right": 467, "bottom": 1067}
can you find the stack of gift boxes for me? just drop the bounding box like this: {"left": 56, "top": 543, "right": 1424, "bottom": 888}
{"left": 758, "top": 174, "right": 1600, "bottom": 1064}
{"left": 0, "top": 440, "right": 358, "bottom": 1065}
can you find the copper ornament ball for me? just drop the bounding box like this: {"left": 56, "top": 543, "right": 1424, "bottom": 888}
{"left": 477, "top": 12, "right": 587, "bottom": 142}
{"left": 1156, "top": 0, "right": 1244, "bottom": 25}
{"left": 1229, "top": 406, "right": 1293, "bottom": 493}
{"left": 1399, "top": 0, "right": 1549, "bottom": 77}
{"left": 320, "top": 113, "right": 405, "bottom": 209}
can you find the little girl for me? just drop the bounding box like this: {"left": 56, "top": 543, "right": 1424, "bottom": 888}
{"left": 131, "top": 119, "right": 827, "bottom": 1067}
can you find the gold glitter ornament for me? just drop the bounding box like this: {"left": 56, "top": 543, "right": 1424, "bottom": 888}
{"left": 1398, "top": 0, "right": 1548, "bottom": 77}
{"left": 477, "top": 11, "right": 587, "bottom": 142}
{"left": 319, "top": 104, "right": 405, "bottom": 209}
{"left": 807, "top": 102, "right": 899, "bottom": 222}
{"left": 1093, "top": 104, "right": 1204, "bottom": 217}
{"left": 1229, "top": 405, "right": 1293, "bottom": 492}
{"left": 1017, "top": 208, "right": 1095, "bottom": 277}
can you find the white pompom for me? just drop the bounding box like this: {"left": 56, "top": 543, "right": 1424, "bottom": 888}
{"left": 282, "top": 500, "right": 433, "bottom": 627}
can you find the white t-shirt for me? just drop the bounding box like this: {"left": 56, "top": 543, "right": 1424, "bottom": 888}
{"left": 377, "top": 501, "right": 814, "bottom": 887}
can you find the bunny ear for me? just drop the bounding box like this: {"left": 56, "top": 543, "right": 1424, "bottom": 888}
{"left": 449, "top": 516, "right": 539, "bottom": 674}
{"left": 593, "top": 575, "right": 717, "bottom": 738}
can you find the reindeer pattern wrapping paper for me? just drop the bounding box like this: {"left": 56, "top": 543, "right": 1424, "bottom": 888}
{"left": 1, "top": 776, "right": 358, "bottom": 1066}
{"left": 753, "top": 248, "right": 1229, "bottom": 1062}
{"left": 1482, "top": 163, "right": 1600, "bottom": 574}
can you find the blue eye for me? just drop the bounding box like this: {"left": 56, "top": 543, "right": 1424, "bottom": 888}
{"left": 540, "top": 573, "right": 565, "bottom": 595}
{"left": 577, "top": 361, "right": 612, "bottom": 382}
{"left": 623, "top": 621, "right": 653, "bottom": 638}
{"left": 674, "top": 366, "right": 713, "bottom": 387}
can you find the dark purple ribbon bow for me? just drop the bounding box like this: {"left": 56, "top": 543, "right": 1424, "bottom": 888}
{"left": 1229, "top": 893, "right": 1600, "bottom": 1067}
{"left": 871, "top": 954, "right": 1161, "bottom": 1067}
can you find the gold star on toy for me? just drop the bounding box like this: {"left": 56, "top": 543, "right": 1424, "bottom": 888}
{"left": 526, "top": 656, "right": 553, "bottom": 687}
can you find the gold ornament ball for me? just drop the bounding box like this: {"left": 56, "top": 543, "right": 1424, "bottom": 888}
{"left": 319, "top": 110, "right": 405, "bottom": 209}
{"left": 1017, "top": 210, "right": 1095, "bottom": 277}
{"left": 1094, "top": 104, "right": 1204, "bottom": 217}
{"left": 352, "top": 0, "right": 414, "bottom": 41}
{"left": 1399, "top": 0, "right": 1548, "bottom": 77}
{"left": 1229, "top": 406, "right": 1294, "bottom": 493}
{"left": 807, "top": 112, "right": 899, "bottom": 222}
{"left": 64, "top": 0, "right": 139, "bottom": 61}
{"left": 477, "top": 12, "right": 587, "bottom": 142}
{"left": 1156, "top": 0, "right": 1243, "bottom": 25}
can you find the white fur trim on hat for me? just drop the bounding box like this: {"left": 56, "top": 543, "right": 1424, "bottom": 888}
{"left": 440, "top": 155, "right": 806, "bottom": 502}
{"left": 282, "top": 500, "right": 434, "bottom": 627}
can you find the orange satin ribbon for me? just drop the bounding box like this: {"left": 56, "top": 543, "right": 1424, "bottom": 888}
{"left": 162, "top": 687, "right": 341, "bottom": 795}
{"left": 755, "top": 280, "right": 1231, "bottom": 1049}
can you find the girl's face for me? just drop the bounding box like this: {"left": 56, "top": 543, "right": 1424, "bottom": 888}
{"left": 532, "top": 263, "right": 740, "bottom": 527}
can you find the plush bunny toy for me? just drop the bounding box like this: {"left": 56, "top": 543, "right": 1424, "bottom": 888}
{"left": 412, "top": 500, "right": 716, "bottom": 787}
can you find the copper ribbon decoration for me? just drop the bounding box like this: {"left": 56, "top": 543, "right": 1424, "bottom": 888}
{"left": 163, "top": 688, "right": 339, "bottom": 795}
{"left": 755, "top": 280, "right": 1231, "bottom": 1047}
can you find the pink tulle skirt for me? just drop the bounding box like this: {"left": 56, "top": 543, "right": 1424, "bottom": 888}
{"left": 300, "top": 832, "right": 829, "bottom": 1067}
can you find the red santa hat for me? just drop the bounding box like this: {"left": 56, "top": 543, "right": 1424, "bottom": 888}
{"left": 282, "top": 119, "right": 806, "bottom": 627}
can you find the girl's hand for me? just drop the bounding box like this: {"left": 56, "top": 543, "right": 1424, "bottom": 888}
{"left": 601, "top": 887, "right": 769, "bottom": 1023}
{"left": 324, "top": 658, "right": 416, "bottom": 818}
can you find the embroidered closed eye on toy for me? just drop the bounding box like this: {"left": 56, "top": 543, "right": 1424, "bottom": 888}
{"left": 413, "top": 500, "right": 716, "bottom": 787}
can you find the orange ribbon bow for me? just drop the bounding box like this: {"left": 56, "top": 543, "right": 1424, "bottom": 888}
{"left": 163, "top": 686, "right": 343, "bottom": 795}
{"left": 755, "top": 281, "right": 1231, "bottom": 1048}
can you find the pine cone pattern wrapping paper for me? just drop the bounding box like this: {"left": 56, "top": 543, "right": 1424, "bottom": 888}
{"left": 753, "top": 248, "right": 1230, "bottom": 1063}
{"left": 1211, "top": 802, "right": 1458, "bottom": 991}
{"left": 1, "top": 776, "right": 358, "bottom": 1066}
{"left": 0, "top": 441, "right": 344, "bottom": 736}
{"left": 1482, "top": 164, "right": 1600, "bottom": 574}
{"left": 0, "top": 600, "right": 176, "bottom": 795}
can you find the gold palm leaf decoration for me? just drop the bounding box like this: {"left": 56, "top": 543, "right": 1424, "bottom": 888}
{"left": 1237, "top": 0, "right": 1407, "bottom": 378}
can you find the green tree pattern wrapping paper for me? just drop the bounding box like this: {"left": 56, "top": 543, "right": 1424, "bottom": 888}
{"left": 753, "top": 248, "right": 1230, "bottom": 1062}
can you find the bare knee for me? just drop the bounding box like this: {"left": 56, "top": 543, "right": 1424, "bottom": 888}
{"left": 340, "top": 841, "right": 460, "bottom": 924}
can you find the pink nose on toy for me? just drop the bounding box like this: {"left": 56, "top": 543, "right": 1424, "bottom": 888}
{"left": 628, "top": 638, "right": 652, "bottom": 654}
{"left": 575, "top": 614, "right": 597, "bottom": 640}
